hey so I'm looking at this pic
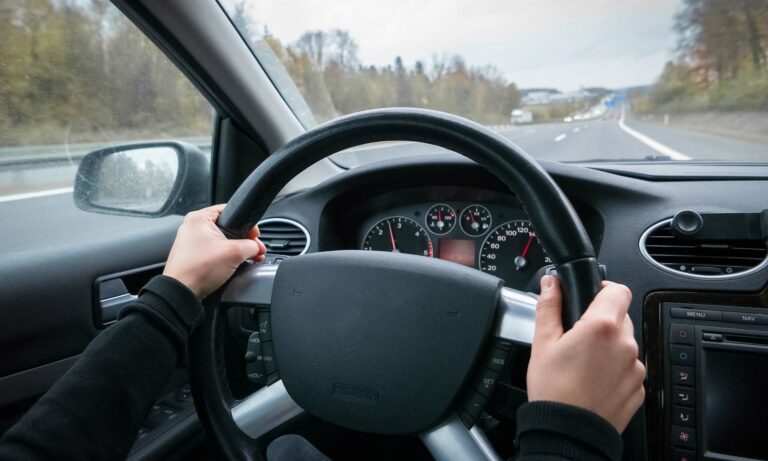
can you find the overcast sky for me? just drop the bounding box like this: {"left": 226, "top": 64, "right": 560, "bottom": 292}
{"left": 225, "top": 0, "right": 681, "bottom": 92}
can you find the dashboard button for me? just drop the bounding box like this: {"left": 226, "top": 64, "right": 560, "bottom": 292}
{"left": 671, "top": 307, "right": 721, "bottom": 321}
{"left": 673, "top": 366, "right": 695, "bottom": 385}
{"left": 722, "top": 311, "right": 766, "bottom": 325}
{"left": 673, "top": 405, "right": 695, "bottom": 427}
{"left": 670, "top": 345, "right": 695, "bottom": 366}
{"left": 671, "top": 426, "right": 696, "bottom": 449}
{"left": 670, "top": 324, "right": 694, "bottom": 345}
{"left": 673, "top": 386, "right": 696, "bottom": 406}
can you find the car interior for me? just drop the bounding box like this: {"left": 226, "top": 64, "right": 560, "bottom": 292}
{"left": 1, "top": 1, "right": 768, "bottom": 460}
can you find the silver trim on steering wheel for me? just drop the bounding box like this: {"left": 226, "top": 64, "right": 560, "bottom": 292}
{"left": 232, "top": 380, "right": 303, "bottom": 439}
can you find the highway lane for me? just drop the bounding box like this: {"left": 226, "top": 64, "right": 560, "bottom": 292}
{"left": 1, "top": 109, "right": 766, "bottom": 254}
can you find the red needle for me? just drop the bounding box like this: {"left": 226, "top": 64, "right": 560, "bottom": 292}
{"left": 469, "top": 209, "right": 476, "bottom": 223}
{"left": 521, "top": 235, "right": 534, "bottom": 258}
{"left": 438, "top": 209, "right": 442, "bottom": 222}
{"left": 387, "top": 220, "right": 397, "bottom": 251}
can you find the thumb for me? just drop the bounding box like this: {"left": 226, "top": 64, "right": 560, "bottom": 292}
{"left": 534, "top": 275, "right": 564, "bottom": 343}
{"left": 232, "top": 239, "right": 263, "bottom": 261}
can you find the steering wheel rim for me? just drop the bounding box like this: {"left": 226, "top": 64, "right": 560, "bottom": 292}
{"left": 190, "top": 108, "right": 602, "bottom": 460}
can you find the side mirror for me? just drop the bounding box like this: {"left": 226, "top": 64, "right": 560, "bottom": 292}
{"left": 74, "top": 141, "right": 209, "bottom": 217}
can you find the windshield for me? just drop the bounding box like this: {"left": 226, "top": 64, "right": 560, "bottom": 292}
{"left": 221, "top": 0, "right": 768, "bottom": 166}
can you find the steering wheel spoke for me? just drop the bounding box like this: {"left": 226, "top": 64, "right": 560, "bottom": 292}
{"left": 232, "top": 380, "right": 304, "bottom": 440}
{"left": 222, "top": 262, "right": 279, "bottom": 306}
{"left": 420, "top": 414, "right": 501, "bottom": 461}
{"left": 494, "top": 287, "right": 537, "bottom": 346}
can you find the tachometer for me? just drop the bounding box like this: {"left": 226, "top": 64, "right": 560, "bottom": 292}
{"left": 362, "top": 217, "right": 434, "bottom": 257}
{"left": 479, "top": 220, "right": 551, "bottom": 286}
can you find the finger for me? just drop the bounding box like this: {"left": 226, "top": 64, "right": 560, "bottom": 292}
{"left": 246, "top": 225, "right": 261, "bottom": 239}
{"left": 201, "top": 204, "right": 226, "bottom": 222}
{"left": 533, "top": 275, "right": 564, "bottom": 343}
{"left": 623, "top": 314, "right": 634, "bottom": 338}
{"left": 232, "top": 239, "right": 262, "bottom": 261}
{"left": 255, "top": 238, "right": 267, "bottom": 256}
{"left": 581, "top": 282, "right": 632, "bottom": 324}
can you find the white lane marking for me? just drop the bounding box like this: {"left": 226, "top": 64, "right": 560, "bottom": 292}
{"left": 554, "top": 133, "right": 567, "bottom": 142}
{"left": 0, "top": 187, "right": 73, "bottom": 203}
{"left": 618, "top": 106, "right": 691, "bottom": 160}
{"left": 573, "top": 127, "right": 581, "bottom": 133}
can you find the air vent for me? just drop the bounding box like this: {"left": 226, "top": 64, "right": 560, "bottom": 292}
{"left": 257, "top": 218, "right": 310, "bottom": 256}
{"left": 640, "top": 219, "right": 768, "bottom": 279}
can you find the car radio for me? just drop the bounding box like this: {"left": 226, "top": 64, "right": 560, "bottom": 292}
{"left": 663, "top": 302, "right": 768, "bottom": 461}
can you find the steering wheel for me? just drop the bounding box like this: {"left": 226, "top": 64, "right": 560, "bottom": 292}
{"left": 188, "top": 108, "right": 602, "bottom": 460}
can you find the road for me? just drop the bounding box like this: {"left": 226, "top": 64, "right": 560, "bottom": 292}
{"left": 1, "top": 107, "right": 766, "bottom": 254}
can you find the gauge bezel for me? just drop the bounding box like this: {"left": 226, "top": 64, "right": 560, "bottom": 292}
{"left": 361, "top": 215, "right": 434, "bottom": 257}
{"left": 424, "top": 203, "right": 457, "bottom": 236}
{"left": 460, "top": 204, "right": 493, "bottom": 237}
{"left": 478, "top": 219, "right": 544, "bottom": 273}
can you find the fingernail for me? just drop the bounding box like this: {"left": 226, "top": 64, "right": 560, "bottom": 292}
{"left": 541, "top": 275, "right": 553, "bottom": 290}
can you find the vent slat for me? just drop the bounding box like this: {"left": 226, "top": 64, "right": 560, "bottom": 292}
{"left": 643, "top": 222, "right": 767, "bottom": 277}
{"left": 257, "top": 219, "right": 309, "bottom": 256}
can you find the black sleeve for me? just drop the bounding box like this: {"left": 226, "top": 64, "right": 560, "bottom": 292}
{"left": 515, "top": 401, "right": 623, "bottom": 461}
{"left": 0, "top": 275, "right": 203, "bottom": 461}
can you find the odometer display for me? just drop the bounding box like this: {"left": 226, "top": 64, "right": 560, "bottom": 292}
{"left": 479, "top": 220, "right": 551, "bottom": 287}
{"left": 362, "top": 217, "right": 434, "bottom": 257}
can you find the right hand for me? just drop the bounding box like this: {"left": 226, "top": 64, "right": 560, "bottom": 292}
{"left": 526, "top": 275, "right": 646, "bottom": 433}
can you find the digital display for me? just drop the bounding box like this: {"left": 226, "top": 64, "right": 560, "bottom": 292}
{"left": 438, "top": 239, "right": 476, "bottom": 267}
{"left": 704, "top": 348, "right": 768, "bottom": 459}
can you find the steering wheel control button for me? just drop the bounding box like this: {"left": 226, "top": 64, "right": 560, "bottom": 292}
{"left": 672, "top": 386, "right": 696, "bottom": 406}
{"left": 260, "top": 341, "right": 277, "bottom": 374}
{"left": 245, "top": 333, "right": 267, "bottom": 384}
{"left": 673, "top": 405, "right": 695, "bottom": 427}
{"left": 671, "top": 426, "right": 696, "bottom": 449}
{"left": 671, "top": 307, "right": 722, "bottom": 322}
{"left": 257, "top": 310, "right": 272, "bottom": 341}
{"left": 486, "top": 346, "right": 510, "bottom": 372}
{"left": 670, "top": 324, "right": 694, "bottom": 345}
{"left": 670, "top": 448, "right": 696, "bottom": 461}
{"left": 473, "top": 369, "right": 501, "bottom": 398}
{"left": 670, "top": 345, "right": 695, "bottom": 366}
{"left": 461, "top": 390, "right": 488, "bottom": 423}
{"left": 673, "top": 366, "right": 695, "bottom": 385}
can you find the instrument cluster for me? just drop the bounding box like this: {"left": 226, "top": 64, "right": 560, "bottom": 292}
{"left": 359, "top": 200, "right": 552, "bottom": 289}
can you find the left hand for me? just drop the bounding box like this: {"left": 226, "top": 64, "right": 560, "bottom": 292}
{"left": 163, "top": 204, "right": 267, "bottom": 299}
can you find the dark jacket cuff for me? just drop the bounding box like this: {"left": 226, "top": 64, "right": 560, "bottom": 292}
{"left": 516, "top": 401, "right": 623, "bottom": 461}
{"left": 117, "top": 275, "right": 204, "bottom": 362}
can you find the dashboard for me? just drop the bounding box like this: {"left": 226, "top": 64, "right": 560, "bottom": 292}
{"left": 356, "top": 197, "right": 552, "bottom": 290}
{"left": 258, "top": 155, "right": 768, "bottom": 461}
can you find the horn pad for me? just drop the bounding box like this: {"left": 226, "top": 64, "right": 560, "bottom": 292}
{"left": 271, "top": 250, "right": 502, "bottom": 434}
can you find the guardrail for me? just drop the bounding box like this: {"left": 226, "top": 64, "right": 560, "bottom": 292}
{"left": 0, "top": 137, "right": 212, "bottom": 168}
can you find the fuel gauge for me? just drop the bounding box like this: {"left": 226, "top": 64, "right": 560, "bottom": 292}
{"left": 460, "top": 204, "right": 492, "bottom": 236}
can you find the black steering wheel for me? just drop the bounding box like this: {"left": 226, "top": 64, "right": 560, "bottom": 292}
{"left": 189, "top": 108, "right": 602, "bottom": 460}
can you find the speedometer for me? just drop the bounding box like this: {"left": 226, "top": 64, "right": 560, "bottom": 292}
{"left": 362, "top": 217, "right": 434, "bottom": 257}
{"left": 479, "top": 220, "right": 551, "bottom": 286}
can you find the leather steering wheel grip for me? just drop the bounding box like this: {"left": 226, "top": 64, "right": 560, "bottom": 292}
{"left": 217, "top": 108, "right": 601, "bottom": 328}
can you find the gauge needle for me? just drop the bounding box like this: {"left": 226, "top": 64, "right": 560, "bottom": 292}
{"left": 515, "top": 235, "right": 534, "bottom": 271}
{"left": 387, "top": 220, "right": 397, "bottom": 252}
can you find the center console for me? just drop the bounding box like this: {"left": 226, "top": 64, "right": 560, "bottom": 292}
{"left": 646, "top": 290, "right": 768, "bottom": 461}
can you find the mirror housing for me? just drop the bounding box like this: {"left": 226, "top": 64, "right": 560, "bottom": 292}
{"left": 74, "top": 141, "right": 209, "bottom": 217}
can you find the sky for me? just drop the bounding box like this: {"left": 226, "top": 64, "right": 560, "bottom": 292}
{"left": 222, "top": 0, "right": 681, "bottom": 92}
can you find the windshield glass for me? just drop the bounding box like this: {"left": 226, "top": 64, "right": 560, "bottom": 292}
{"left": 221, "top": 0, "right": 768, "bottom": 165}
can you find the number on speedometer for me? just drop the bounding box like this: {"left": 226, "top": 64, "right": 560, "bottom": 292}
{"left": 479, "top": 220, "right": 551, "bottom": 287}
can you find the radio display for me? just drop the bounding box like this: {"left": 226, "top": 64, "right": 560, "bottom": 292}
{"left": 703, "top": 348, "right": 768, "bottom": 459}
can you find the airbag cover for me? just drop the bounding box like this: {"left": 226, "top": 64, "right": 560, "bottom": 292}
{"left": 271, "top": 250, "right": 502, "bottom": 434}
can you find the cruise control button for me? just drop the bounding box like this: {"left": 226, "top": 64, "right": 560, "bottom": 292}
{"left": 461, "top": 390, "right": 487, "bottom": 421}
{"left": 673, "top": 366, "right": 695, "bottom": 385}
{"left": 671, "top": 426, "right": 696, "bottom": 449}
{"left": 670, "top": 324, "right": 694, "bottom": 345}
{"left": 673, "top": 386, "right": 695, "bottom": 406}
{"left": 474, "top": 369, "right": 501, "bottom": 397}
{"left": 671, "top": 307, "right": 721, "bottom": 321}
{"left": 670, "top": 345, "right": 695, "bottom": 366}
{"left": 673, "top": 405, "right": 695, "bottom": 427}
{"left": 486, "top": 347, "right": 509, "bottom": 372}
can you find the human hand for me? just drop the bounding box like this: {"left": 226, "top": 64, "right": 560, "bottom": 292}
{"left": 163, "top": 204, "right": 267, "bottom": 299}
{"left": 526, "top": 275, "right": 645, "bottom": 433}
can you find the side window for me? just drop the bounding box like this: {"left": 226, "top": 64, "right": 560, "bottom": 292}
{"left": 0, "top": 1, "right": 213, "bottom": 253}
